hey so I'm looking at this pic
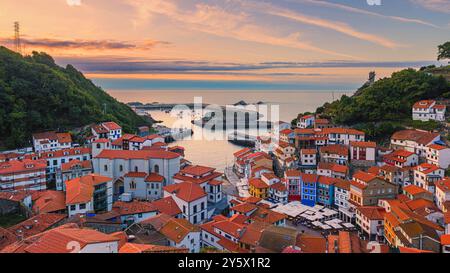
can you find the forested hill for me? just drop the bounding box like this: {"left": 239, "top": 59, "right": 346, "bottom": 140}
{"left": 0, "top": 46, "right": 150, "bottom": 149}
{"left": 316, "top": 68, "right": 450, "bottom": 140}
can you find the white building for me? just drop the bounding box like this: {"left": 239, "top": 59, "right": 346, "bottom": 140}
{"left": 350, "top": 141, "right": 376, "bottom": 166}
{"left": 92, "top": 149, "right": 181, "bottom": 192}
{"left": 426, "top": 144, "right": 450, "bottom": 169}
{"left": 435, "top": 178, "right": 450, "bottom": 212}
{"left": 164, "top": 181, "right": 208, "bottom": 225}
{"left": 56, "top": 159, "right": 93, "bottom": 191}
{"left": 334, "top": 179, "right": 352, "bottom": 222}
{"left": 112, "top": 200, "right": 159, "bottom": 227}
{"left": 0, "top": 159, "right": 47, "bottom": 191}
{"left": 391, "top": 129, "right": 440, "bottom": 157}
{"left": 412, "top": 100, "right": 446, "bottom": 122}
{"left": 300, "top": 149, "right": 317, "bottom": 167}
{"left": 123, "top": 172, "right": 165, "bottom": 201}
{"left": 32, "top": 131, "right": 72, "bottom": 153}
{"left": 413, "top": 163, "right": 444, "bottom": 194}
{"left": 317, "top": 162, "right": 348, "bottom": 179}
{"left": 91, "top": 122, "right": 122, "bottom": 141}
{"left": 355, "top": 206, "right": 385, "bottom": 242}
{"left": 297, "top": 115, "right": 315, "bottom": 129}
{"left": 319, "top": 144, "right": 349, "bottom": 165}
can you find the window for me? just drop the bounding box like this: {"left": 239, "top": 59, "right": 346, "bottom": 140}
{"left": 119, "top": 165, "right": 123, "bottom": 172}
{"left": 154, "top": 164, "right": 160, "bottom": 174}
{"left": 138, "top": 213, "right": 143, "bottom": 218}
{"left": 104, "top": 165, "right": 108, "bottom": 172}
{"left": 79, "top": 203, "right": 86, "bottom": 210}
{"left": 134, "top": 166, "right": 138, "bottom": 172}
{"left": 70, "top": 205, "right": 76, "bottom": 210}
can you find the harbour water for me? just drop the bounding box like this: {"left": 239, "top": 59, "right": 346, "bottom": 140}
{"left": 107, "top": 89, "right": 354, "bottom": 171}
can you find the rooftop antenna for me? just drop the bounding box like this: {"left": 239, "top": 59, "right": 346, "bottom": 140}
{"left": 14, "top": 21, "right": 22, "bottom": 55}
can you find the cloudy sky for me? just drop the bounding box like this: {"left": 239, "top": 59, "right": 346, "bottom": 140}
{"left": 0, "top": 0, "right": 449, "bottom": 88}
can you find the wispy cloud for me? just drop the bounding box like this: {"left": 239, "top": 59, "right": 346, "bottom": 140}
{"left": 293, "top": 0, "right": 439, "bottom": 28}
{"left": 0, "top": 37, "right": 169, "bottom": 50}
{"left": 126, "top": 0, "right": 356, "bottom": 59}
{"left": 242, "top": 1, "right": 402, "bottom": 48}
{"left": 410, "top": 0, "right": 450, "bottom": 14}
{"left": 66, "top": 0, "right": 81, "bottom": 7}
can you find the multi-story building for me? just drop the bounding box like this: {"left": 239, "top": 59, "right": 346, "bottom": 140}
{"left": 334, "top": 179, "right": 353, "bottom": 222}
{"left": 56, "top": 159, "right": 92, "bottom": 191}
{"left": 317, "top": 162, "right": 348, "bottom": 179}
{"left": 284, "top": 169, "right": 302, "bottom": 201}
{"left": 319, "top": 144, "right": 349, "bottom": 165}
{"left": 317, "top": 176, "right": 337, "bottom": 207}
{"left": 300, "top": 149, "right": 317, "bottom": 167}
{"left": 123, "top": 172, "right": 165, "bottom": 201}
{"left": 350, "top": 171, "right": 398, "bottom": 207}
{"left": 65, "top": 174, "right": 114, "bottom": 217}
{"left": 435, "top": 178, "right": 450, "bottom": 212}
{"left": 0, "top": 159, "right": 47, "bottom": 191}
{"left": 350, "top": 141, "right": 376, "bottom": 166}
{"left": 297, "top": 115, "right": 315, "bottom": 129}
{"left": 91, "top": 122, "right": 122, "bottom": 141}
{"left": 426, "top": 144, "right": 450, "bottom": 169}
{"left": 383, "top": 149, "right": 419, "bottom": 168}
{"left": 300, "top": 174, "right": 318, "bottom": 207}
{"left": 163, "top": 182, "right": 208, "bottom": 225}
{"left": 413, "top": 163, "right": 444, "bottom": 194}
{"left": 173, "top": 165, "right": 224, "bottom": 204}
{"left": 391, "top": 129, "right": 440, "bottom": 157}
{"left": 32, "top": 131, "right": 72, "bottom": 153}
{"left": 92, "top": 149, "right": 181, "bottom": 196}
{"left": 248, "top": 178, "right": 269, "bottom": 199}
{"left": 355, "top": 206, "right": 385, "bottom": 242}
{"left": 412, "top": 100, "right": 446, "bottom": 122}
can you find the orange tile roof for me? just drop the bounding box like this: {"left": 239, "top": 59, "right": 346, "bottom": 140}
{"left": 0, "top": 159, "right": 47, "bottom": 175}
{"left": 8, "top": 213, "right": 66, "bottom": 239}
{"left": 398, "top": 246, "right": 434, "bottom": 253}
{"left": 403, "top": 185, "right": 428, "bottom": 196}
{"left": 353, "top": 171, "right": 377, "bottom": 183}
{"left": 230, "top": 202, "right": 258, "bottom": 214}
{"left": 102, "top": 121, "right": 121, "bottom": 130}
{"left": 391, "top": 129, "right": 439, "bottom": 145}
{"left": 249, "top": 178, "right": 269, "bottom": 189}
{"left": 159, "top": 217, "right": 200, "bottom": 244}
{"left": 65, "top": 174, "right": 112, "bottom": 205}
{"left": 270, "top": 182, "right": 287, "bottom": 192}
{"left": 151, "top": 196, "right": 182, "bottom": 216}
{"left": 436, "top": 177, "right": 450, "bottom": 193}
{"left": 413, "top": 100, "right": 435, "bottom": 109}
{"left": 0, "top": 191, "right": 31, "bottom": 202}
{"left": 33, "top": 190, "right": 66, "bottom": 214}
{"left": 56, "top": 132, "right": 72, "bottom": 144}
{"left": 285, "top": 169, "right": 302, "bottom": 177}
{"left": 233, "top": 148, "right": 252, "bottom": 158}
{"left": 95, "top": 149, "right": 180, "bottom": 160}
{"left": 320, "top": 144, "right": 348, "bottom": 156}
{"left": 145, "top": 172, "right": 165, "bottom": 183}
{"left": 180, "top": 165, "right": 215, "bottom": 176}
{"left": 350, "top": 141, "right": 376, "bottom": 148}
{"left": 112, "top": 200, "right": 157, "bottom": 216}
{"left": 124, "top": 172, "right": 147, "bottom": 178}
{"left": 357, "top": 206, "right": 385, "bottom": 220}
{"left": 427, "top": 144, "right": 447, "bottom": 150}
{"left": 119, "top": 242, "right": 187, "bottom": 253}
{"left": 250, "top": 206, "right": 287, "bottom": 224}
{"left": 163, "top": 182, "right": 206, "bottom": 202}
{"left": 61, "top": 159, "right": 92, "bottom": 172}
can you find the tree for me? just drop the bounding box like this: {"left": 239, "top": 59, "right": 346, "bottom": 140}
{"left": 438, "top": 42, "right": 450, "bottom": 62}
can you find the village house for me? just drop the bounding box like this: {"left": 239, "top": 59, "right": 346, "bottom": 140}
{"left": 413, "top": 163, "right": 444, "bottom": 194}
{"left": 32, "top": 131, "right": 72, "bottom": 153}
{"left": 391, "top": 129, "right": 441, "bottom": 157}
{"left": 284, "top": 169, "right": 302, "bottom": 201}
{"left": 0, "top": 159, "right": 47, "bottom": 191}
{"left": 141, "top": 213, "right": 201, "bottom": 253}
{"left": 355, "top": 206, "right": 386, "bottom": 242}
{"left": 249, "top": 178, "right": 270, "bottom": 199}
{"left": 383, "top": 149, "right": 419, "bottom": 168}
{"left": 65, "top": 174, "right": 113, "bottom": 217}
{"left": 350, "top": 171, "right": 398, "bottom": 207}
{"left": 151, "top": 196, "right": 182, "bottom": 218}
{"left": 350, "top": 141, "right": 376, "bottom": 166}
{"left": 334, "top": 179, "right": 353, "bottom": 222}
{"left": 200, "top": 215, "right": 248, "bottom": 253}
{"left": 279, "top": 129, "right": 295, "bottom": 144}
{"left": 317, "top": 162, "right": 348, "bottom": 179}
{"left": 426, "top": 143, "right": 450, "bottom": 169}
{"left": 314, "top": 118, "right": 333, "bottom": 129}
{"left": 173, "top": 165, "right": 224, "bottom": 204}
{"left": 435, "top": 178, "right": 450, "bottom": 212}
{"left": 163, "top": 182, "right": 208, "bottom": 225}
{"left": 0, "top": 191, "right": 32, "bottom": 215}
{"left": 412, "top": 100, "right": 446, "bottom": 122}
{"left": 123, "top": 172, "right": 165, "bottom": 201}
{"left": 7, "top": 213, "right": 67, "bottom": 241}
{"left": 295, "top": 127, "right": 365, "bottom": 150}
{"left": 32, "top": 190, "right": 66, "bottom": 214}
{"left": 56, "top": 159, "right": 92, "bottom": 191}
{"left": 300, "top": 174, "right": 319, "bottom": 207}
{"left": 91, "top": 122, "right": 122, "bottom": 141}
{"left": 297, "top": 115, "right": 315, "bottom": 129}
{"left": 111, "top": 200, "right": 158, "bottom": 227}
{"left": 368, "top": 165, "right": 410, "bottom": 188}
{"left": 319, "top": 144, "right": 349, "bottom": 165}
{"left": 317, "top": 176, "right": 337, "bottom": 207}
{"left": 1, "top": 224, "right": 120, "bottom": 253}
{"left": 300, "top": 149, "right": 317, "bottom": 168}
{"left": 403, "top": 184, "right": 434, "bottom": 202}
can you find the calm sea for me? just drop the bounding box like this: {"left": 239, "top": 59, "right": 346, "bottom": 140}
{"left": 104, "top": 89, "right": 354, "bottom": 171}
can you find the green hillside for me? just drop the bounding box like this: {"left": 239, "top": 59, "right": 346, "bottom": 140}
{"left": 0, "top": 46, "right": 150, "bottom": 149}
{"left": 316, "top": 68, "right": 450, "bottom": 141}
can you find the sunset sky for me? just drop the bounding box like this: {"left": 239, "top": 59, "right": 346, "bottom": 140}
{"left": 1, "top": 0, "right": 449, "bottom": 88}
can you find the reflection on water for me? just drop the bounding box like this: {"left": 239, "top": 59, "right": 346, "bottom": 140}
{"left": 108, "top": 89, "right": 354, "bottom": 171}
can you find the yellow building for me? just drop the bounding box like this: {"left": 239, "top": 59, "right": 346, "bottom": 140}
{"left": 249, "top": 178, "right": 269, "bottom": 199}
